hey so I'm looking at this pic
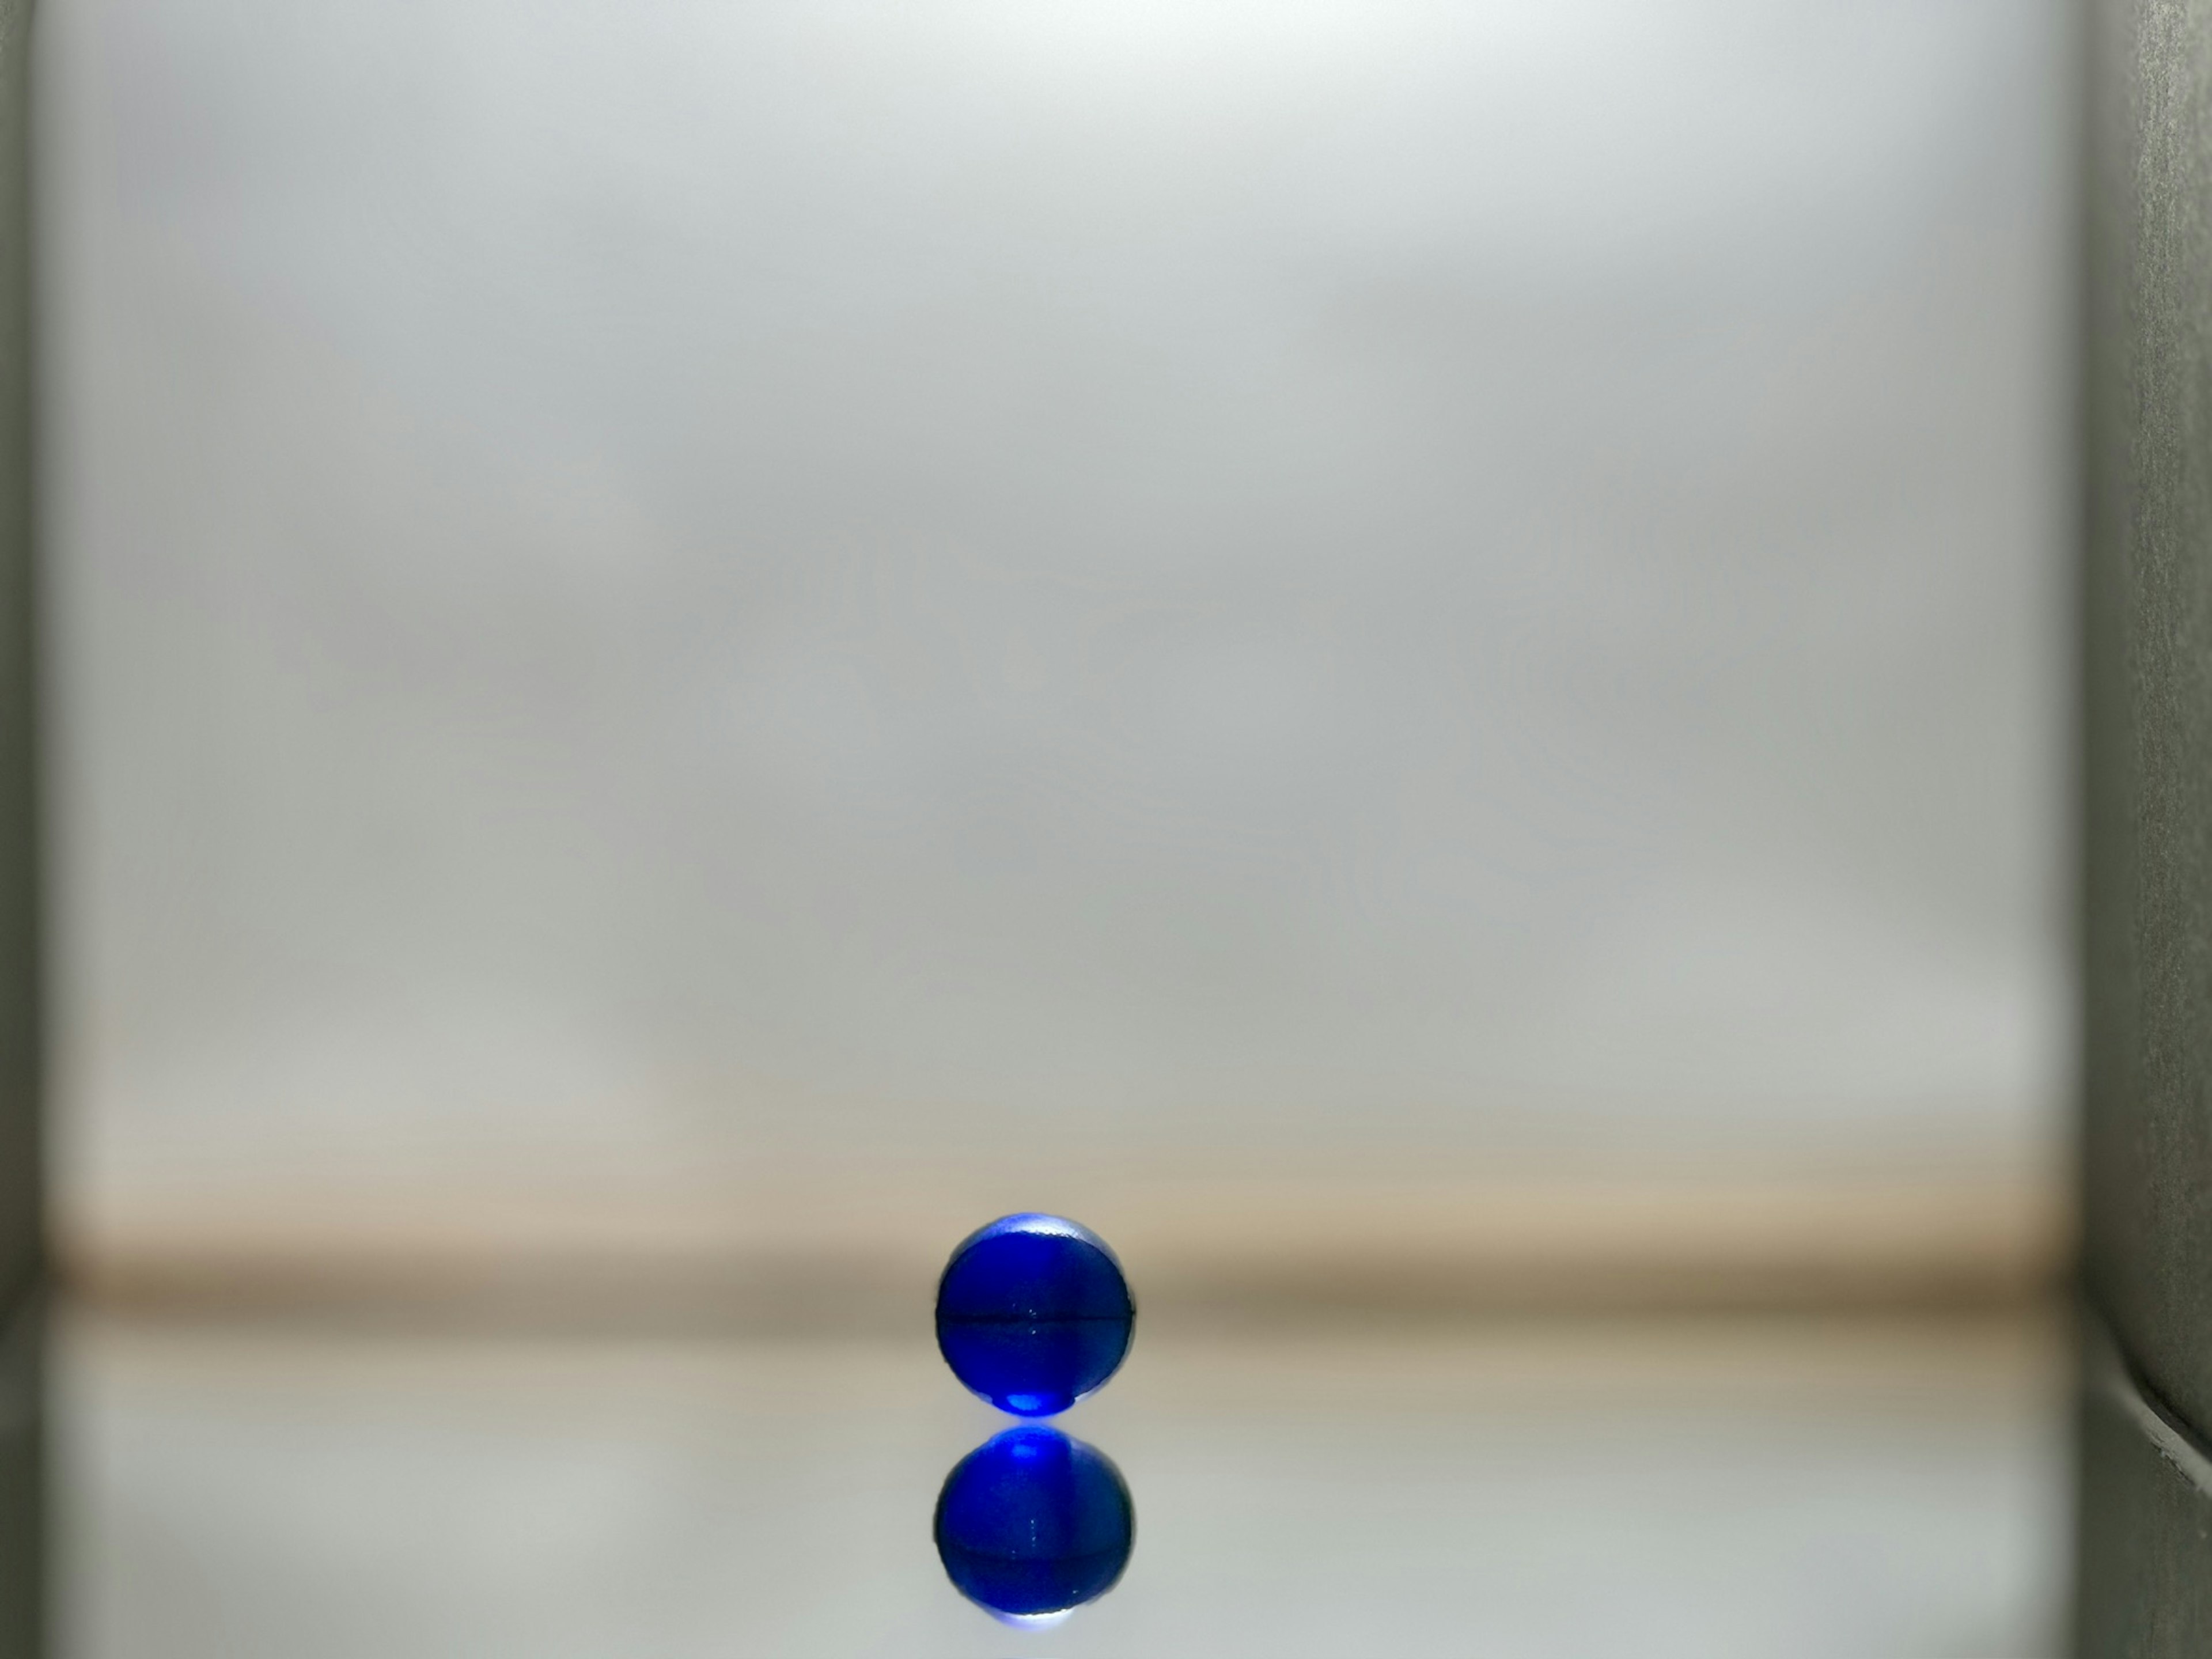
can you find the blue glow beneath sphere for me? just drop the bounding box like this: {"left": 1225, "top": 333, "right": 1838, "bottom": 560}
{"left": 933, "top": 1426, "right": 1135, "bottom": 1619}
{"left": 935, "top": 1214, "right": 1134, "bottom": 1416}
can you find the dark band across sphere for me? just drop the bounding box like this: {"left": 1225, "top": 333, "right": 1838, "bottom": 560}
{"left": 934, "top": 1214, "right": 1135, "bottom": 1416}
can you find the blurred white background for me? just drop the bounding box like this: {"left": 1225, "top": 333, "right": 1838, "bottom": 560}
{"left": 39, "top": 0, "right": 2074, "bottom": 1268}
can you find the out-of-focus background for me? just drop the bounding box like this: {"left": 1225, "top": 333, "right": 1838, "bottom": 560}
{"left": 46, "top": 0, "right": 2074, "bottom": 1310}
{"left": 30, "top": 0, "right": 2080, "bottom": 1652}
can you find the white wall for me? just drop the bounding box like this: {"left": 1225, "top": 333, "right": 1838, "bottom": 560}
{"left": 42, "top": 0, "right": 2075, "bottom": 1252}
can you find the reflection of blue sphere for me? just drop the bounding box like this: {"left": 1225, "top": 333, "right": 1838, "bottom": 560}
{"left": 935, "top": 1214, "right": 1134, "bottom": 1416}
{"left": 934, "top": 1427, "right": 1135, "bottom": 1620}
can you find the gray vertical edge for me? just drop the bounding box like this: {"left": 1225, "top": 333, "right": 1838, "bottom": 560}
{"left": 2075, "top": 1349, "right": 2212, "bottom": 1657}
{"left": 2081, "top": 0, "right": 2212, "bottom": 1448}
{"left": 0, "top": 0, "right": 40, "bottom": 1654}
{"left": 0, "top": 0, "right": 32, "bottom": 1321}
{"left": 2080, "top": 0, "right": 2212, "bottom": 1650}
{"left": 0, "top": 1305, "right": 38, "bottom": 1659}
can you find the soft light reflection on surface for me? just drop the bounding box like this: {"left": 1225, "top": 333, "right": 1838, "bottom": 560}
{"left": 62, "top": 1311, "right": 2067, "bottom": 1657}
{"left": 994, "top": 1610, "right": 1073, "bottom": 1631}
{"left": 934, "top": 1426, "right": 1135, "bottom": 1622}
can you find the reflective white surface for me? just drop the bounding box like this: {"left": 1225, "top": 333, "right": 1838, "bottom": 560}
{"left": 62, "top": 1312, "right": 2067, "bottom": 1657}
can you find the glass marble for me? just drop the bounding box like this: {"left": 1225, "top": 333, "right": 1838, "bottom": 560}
{"left": 934, "top": 1214, "right": 1135, "bottom": 1416}
{"left": 933, "top": 1426, "right": 1135, "bottom": 1622}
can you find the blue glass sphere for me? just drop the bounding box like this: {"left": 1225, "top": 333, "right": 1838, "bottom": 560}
{"left": 935, "top": 1214, "right": 1134, "bottom": 1416}
{"left": 933, "top": 1426, "right": 1135, "bottom": 1620}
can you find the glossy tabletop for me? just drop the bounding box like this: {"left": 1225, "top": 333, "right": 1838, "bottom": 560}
{"left": 57, "top": 1308, "right": 2066, "bottom": 1658}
